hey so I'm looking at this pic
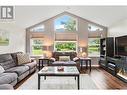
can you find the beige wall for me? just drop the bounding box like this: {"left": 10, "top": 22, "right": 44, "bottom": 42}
{"left": 0, "top": 22, "right": 26, "bottom": 54}
{"left": 108, "top": 19, "right": 127, "bottom": 37}
{"left": 27, "top": 12, "right": 107, "bottom": 54}
{"left": 78, "top": 18, "right": 88, "bottom": 48}
{"left": 0, "top": 11, "right": 107, "bottom": 66}
{"left": 27, "top": 12, "right": 107, "bottom": 66}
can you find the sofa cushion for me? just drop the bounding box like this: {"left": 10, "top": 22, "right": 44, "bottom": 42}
{"left": 52, "top": 52, "right": 77, "bottom": 61}
{"left": 0, "top": 65, "right": 5, "bottom": 74}
{"left": 0, "top": 54, "right": 16, "bottom": 70}
{"left": 24, "top": 61, "right": 37, "bottom": 69}
{"left": 59, "top": 56, "right": 70, "bottom": 61}
{"left": 6, "top": 66, "right": 29, "bottom": 76}
{"left": 0, "top": 73, "right": 18, "bottom": 85}
{"left": 0, "top": 84, "right": 14, "bottom": 90}
{"left": 17, "top": 53, "right": 31, "bottom": 65}
{"left": 11, "top": 52, "right": 23, "bottom": 65}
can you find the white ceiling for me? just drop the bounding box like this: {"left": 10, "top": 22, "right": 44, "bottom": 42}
{"left": 15, "top": 6, "right": 127, "bottom": 28}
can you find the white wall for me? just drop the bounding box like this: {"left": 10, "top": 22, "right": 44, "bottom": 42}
{"left": 108, "top": 19, "right": 127, "bottom": 37}
{"left": 0, "top": 22, "right": 26, "bottom": 54}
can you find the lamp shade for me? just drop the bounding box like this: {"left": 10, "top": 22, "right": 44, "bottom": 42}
{"left": 82, "top": 52, "right": 86, "bottom": 57}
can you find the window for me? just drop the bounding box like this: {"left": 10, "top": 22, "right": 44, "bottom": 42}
{"left": 30, "top": 25, "right": 44, "bottom": 32}
{"left": 54, "top": 15, "right": 77, "bottom": 32}
{"left": 54, "top": 41, "right": 77, "bottom": 52}
{"left": 31, "top": 39, "right": 43, "bottom": 55}
{"left": 88, "top": 38, "right": 100, "bottom": 56}
{"left": 88, "top": 24, "right": 103, "bottom": 32}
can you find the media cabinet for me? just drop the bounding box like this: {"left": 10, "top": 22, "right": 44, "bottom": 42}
{"left": 99, "top": 37, "right": 114, "bottom": 69}
{"left": 100, "top": 56, "right": 127, "bottom": 83}
{"left": 99, "top": 37, "right": 127, "bottom": 83}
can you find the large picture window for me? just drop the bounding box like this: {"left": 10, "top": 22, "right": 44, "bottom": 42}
{"left": 31, "top": 39, "right": 43, "bottom": 55}
{"left": 54, "top": 15, "right": 77, "bottom": 32}
{"left": 54, "top": 41, "right": 77, "bottom": 52}
{"left": 88, "top": 38, "right": 100, "bottom": 56}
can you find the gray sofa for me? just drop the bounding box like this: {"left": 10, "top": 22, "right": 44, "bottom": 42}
{"left": 0, "top": 52, "right": 37, "bottom": 89}
{"left": 0, "top": 84, "right": 14, "bottom": 90}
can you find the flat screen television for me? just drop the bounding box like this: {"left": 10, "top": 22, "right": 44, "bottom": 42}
{"left": 115, "top": 35, "right": 127, "bottom": 56}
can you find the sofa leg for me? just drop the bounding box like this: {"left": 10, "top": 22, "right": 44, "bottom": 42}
{"left": 75, "top": 76, "right": 76, "bottom": 80}
{"left": 44, "top": 76, "right": 46, "bottom": 80}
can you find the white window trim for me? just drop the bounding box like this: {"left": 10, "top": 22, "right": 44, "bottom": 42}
{"left": 30, "top": 25, "right": 45, "bottom": 32}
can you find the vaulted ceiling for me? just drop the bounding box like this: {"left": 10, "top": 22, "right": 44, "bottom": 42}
{"left": 15, "top": 6, "right": 127, "bottom": 28}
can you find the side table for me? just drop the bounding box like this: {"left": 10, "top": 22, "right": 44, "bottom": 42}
{"left": 79, "top": 57, "right": 92, "bottom": 72}
{"left": 38, "top": 58, "right": 50, "bottom": 71}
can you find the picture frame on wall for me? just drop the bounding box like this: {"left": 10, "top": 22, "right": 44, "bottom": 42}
{"left": 0, "top": 29, "right": 9, "bottom": 46}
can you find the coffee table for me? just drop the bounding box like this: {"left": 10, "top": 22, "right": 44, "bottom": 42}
{"left": 38, "top": 66, "right": 80, "bottom": 90}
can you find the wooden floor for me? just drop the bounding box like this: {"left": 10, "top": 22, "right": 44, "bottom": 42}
{"left": 14, "top": 67, "right": 127, "bottom": 90}
{"left": 81, "top": 67, "right": 127, "bottom": 89}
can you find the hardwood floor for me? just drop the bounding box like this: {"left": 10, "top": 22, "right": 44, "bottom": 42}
{"left": 81, "top": 67, "right": 127, "bottom": 89}
{"left": 14, "top": 72, "right": 35, "bottom": 89}
{"left": 14, "top": 67, "right": 127, "bottom": 90}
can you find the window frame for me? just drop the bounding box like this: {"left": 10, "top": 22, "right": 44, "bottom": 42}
{"left": 30, "top": 24, "right": 45, "bottom": 32}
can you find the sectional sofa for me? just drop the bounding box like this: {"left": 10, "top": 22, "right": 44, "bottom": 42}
{"left": 0, "top": 52, "right": 37, "bottom": 89}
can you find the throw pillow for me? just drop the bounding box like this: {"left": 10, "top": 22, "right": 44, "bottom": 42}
{"left": 17, "top": 53, "right": 31, "bottom": 65}
{"left": 59, "top": 56, "right": 70, "bottom": 61}
{"left": 0, "top": 65, "right": 5, "bottom": 74}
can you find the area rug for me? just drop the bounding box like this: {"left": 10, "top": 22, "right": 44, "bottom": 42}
{"left": 17, "top": 73, "right": 98, "bottom": 90}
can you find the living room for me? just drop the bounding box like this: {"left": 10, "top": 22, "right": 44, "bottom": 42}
{"left": 0, "top": 0, "right": 127, "bottom": 94}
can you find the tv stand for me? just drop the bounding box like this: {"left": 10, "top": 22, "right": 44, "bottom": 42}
{"left": 105, "top": 56, "right": 127, "bottom": 83}
{"left": 113, "top": 55, "right": 121, "bottom": 59}
{"left": 107, "top": 57, "right": 118, "bottom": 75}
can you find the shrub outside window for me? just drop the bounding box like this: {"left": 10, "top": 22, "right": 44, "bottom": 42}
{"left": 54, "top": 41, "right": 77, "bottom": 52}
{"left": 31, "top": 39, "right": 43, "bottom": 55}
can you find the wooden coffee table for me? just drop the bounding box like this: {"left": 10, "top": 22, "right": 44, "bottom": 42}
{"left": 38, "top": 66, "right": 80, "bottom": 90}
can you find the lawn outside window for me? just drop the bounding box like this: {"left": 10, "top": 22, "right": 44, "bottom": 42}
{"left": 31, "top": 39, "right": 44, "bottom": 55}
{"left": 88, "top": 38, "right": 100, "bottom": 57}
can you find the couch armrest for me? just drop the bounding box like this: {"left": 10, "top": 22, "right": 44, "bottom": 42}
{"left": 30, "top": 58, "right": 36, "bottom": 62}
{"left": 73, "top": 57, "right": 80, "bottom": 62}
{"left": 50, "top": 57, "right": 56, "bottom": 62}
